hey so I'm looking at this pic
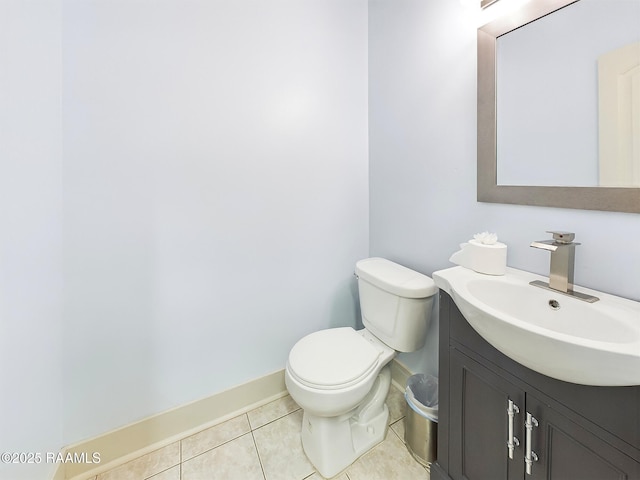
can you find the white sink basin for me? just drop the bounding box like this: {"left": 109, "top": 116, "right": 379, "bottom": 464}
{"left": 433, "top": 266, "right": 640, "bottom": 386}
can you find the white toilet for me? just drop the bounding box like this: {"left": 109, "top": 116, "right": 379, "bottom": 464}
{"left": 285, "top": 257, "right": 437, "bottom": 478}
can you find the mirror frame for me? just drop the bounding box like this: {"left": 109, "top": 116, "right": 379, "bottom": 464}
{"left": 477, "top": 0, "right": 640, "bottom": 214}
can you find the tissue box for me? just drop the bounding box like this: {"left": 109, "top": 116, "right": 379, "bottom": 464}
{"left": 449, "top": 239, "right": 507, "bottom": 275}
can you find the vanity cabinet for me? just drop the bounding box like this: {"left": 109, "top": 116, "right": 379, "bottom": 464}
{"left": 432, "top": 292, "right": 640, "bottom": 480}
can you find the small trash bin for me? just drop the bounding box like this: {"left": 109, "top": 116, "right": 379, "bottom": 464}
{"left": 404, "top": 373, "right": 438, "bottom": 467}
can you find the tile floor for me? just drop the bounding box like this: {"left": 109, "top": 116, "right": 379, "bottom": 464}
{"left": 84, "top": 386, "right": 430, "bottom": 480}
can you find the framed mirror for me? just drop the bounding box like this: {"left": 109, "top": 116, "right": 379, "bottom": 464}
{"left": 477, "top": 0, "right": 640, "bottom": 213}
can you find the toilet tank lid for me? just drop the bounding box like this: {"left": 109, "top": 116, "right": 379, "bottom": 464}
{"left": 355, "top": 257, "right": 437, "bottom": 299}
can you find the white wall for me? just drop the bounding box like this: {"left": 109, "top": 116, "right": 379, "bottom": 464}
{"left": 2, "top": 0, "right": 368, "bottom": 460}
{"left": 61, "top": 0, "right": 369, "bottom": 443}
{"left": 0, "top": 1, "right": 64, "bottom": 479}
{"left": 368, "top": 0, "right": 640, "bottom": 375}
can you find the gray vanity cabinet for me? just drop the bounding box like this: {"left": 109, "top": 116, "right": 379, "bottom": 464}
{"left": 432, "top": 292, "right": 640, "bottom": 480}
{"left": 525, "top": 393, "right": 639, "bottom": 480}
{"left": 449, "top": 349, "right": 524, "bottom": 480}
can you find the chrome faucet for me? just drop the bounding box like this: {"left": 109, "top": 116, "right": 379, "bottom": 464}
{"left": 530, "top": 231, "right": 599, "bottom": 303}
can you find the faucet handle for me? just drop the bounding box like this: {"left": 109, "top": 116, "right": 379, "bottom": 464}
{"left": 546, "top": 231, "right": 576, "bottom": 244}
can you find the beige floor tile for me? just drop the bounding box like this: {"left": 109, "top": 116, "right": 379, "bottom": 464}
{"left": 96, "top": 443, "right": 180, "bottom": 480}
{"left": 303, "top": 473, "right": 348, "bottom": 480}
{"left": 182, "top": 432, "right": 264, "bottom": 480}
{"left": 386, "top": 386, "right": 407, "bottom": 425}
{"left": 182, "top": 414, "right": 251, "bottom": 461}
{"left": 147, "top": 465, "right": 180, "bottom": 480}
{"left": 345, "top": 429, "right": 429, "bottom": 480}
{"left": 389, "top": 417, "right": 405, "bottom": 443}
{"left": 91, "top": 382, "right": 424, "bottom": 480}
{"left": 252, "top": 410, "right": 314, "bottom": 480}
{"left": 247, "top": 394, "right": 301, "bottom": 430}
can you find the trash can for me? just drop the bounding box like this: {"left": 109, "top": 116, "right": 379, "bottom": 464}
{"left": 404, "top": 373, "right": 438, "bottom": 467}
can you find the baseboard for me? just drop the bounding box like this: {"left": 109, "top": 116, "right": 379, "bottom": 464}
{"left": 58, "top": 369, "right": 287, "bottom": 480}
{"left": 390, "top": 357, "right": 413, "bottom": 392}
{"left": 52, "top": 463, "right": 66, "bottom": 480}
{"left": 54, "top": 358, "right": 412, "bottom": 480}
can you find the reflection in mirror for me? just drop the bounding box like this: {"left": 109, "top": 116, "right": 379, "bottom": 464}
{"left": 496, "top": 0, "right": 640, "bottom": 187}
{"left": 598, "top": 40, "right": 640, "bottom": 187}
{"left": 477, "top": 0, "right": 640, "bottom": 213}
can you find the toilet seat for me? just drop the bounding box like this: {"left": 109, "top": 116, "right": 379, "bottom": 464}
{"left": 287, "top": 327, "right": 382, "bottom": 390}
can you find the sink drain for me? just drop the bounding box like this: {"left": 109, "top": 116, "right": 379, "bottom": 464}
{"left": 548, "top": 299, "right": 560, "bottom": 310}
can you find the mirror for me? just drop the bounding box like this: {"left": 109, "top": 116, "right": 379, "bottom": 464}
{"left": 477, "top": 0, "right": 640, "bottom": 213}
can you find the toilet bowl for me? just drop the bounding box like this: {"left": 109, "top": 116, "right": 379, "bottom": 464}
{"left": 285, "top": 258, "right": 437, "bottom": 478}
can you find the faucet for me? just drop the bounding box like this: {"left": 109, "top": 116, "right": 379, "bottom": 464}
{"left": 530, "top": 231, "right": 599, "bottom": 303}
{"left": 530, "top": 231, "right": 577, "bottom": 292}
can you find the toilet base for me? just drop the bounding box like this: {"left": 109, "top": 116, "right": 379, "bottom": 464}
{"left": 300, "top": 366, "right": 391, "bottom": 478}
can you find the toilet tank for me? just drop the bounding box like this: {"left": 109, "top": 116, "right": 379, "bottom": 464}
{"left": 355, "top": 258, "right": 437, "bottom": 352}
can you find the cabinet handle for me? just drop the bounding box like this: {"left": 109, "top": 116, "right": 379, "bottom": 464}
{"left": 524, "top": 412, "right": 539, "bottom": 475}
{"left": 507, "top": 399, "right": 520, "bottom": 459}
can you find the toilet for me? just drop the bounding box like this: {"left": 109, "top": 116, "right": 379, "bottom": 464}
{"left": 285, "top": 257, "right": 437, "bottom": 478}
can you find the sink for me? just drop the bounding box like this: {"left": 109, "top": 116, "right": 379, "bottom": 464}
{"left": 433, "top": 266, "right": 640, "bottom": 386}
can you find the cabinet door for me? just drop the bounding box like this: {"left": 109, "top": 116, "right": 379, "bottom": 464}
{"left": 526, "top": 394, "right": 640, "bottom": 480}
{"left": 449, "top": 349, "right": 525, "bottom": 480}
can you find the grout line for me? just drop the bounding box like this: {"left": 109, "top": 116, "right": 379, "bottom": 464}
{"left": 249, "top": 429, "right": 267, "bottom": 480}
{"left": 152, "top": 405, "right": 302, "bottom": 476}
{"left": 389, "top": 423, "right": 404, "bottom": 444}
{"left": 142, "top": 464, "right": 180, "bottom": 480}
{"left": 249, "top": 406, "right": 302, "bottom": 433}
{"left": 96, "top": 391, "right": 416, "bottom": 480}
{"left": 182, "top": 430, "right": 252, "bottom": 464}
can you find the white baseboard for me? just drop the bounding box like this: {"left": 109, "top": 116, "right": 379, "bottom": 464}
{"left": 56, "top": 369, "right": 286, "bottom": 480}
{"left": 54, "top": 358, "right": 412, "bottom": 480}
